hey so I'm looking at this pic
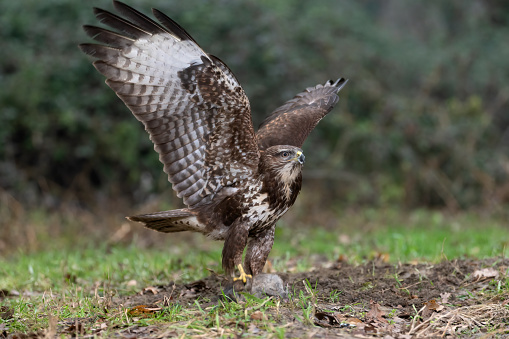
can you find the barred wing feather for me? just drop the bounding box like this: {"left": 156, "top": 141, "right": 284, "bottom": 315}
{"left": 80, "top": 1, "right": 259, "bottom": 208}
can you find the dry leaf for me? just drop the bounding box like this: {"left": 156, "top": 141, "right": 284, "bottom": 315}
{"left": 425, "top": 299, "right": 443, "bottom": 311}
{"left": 128, "top": 305, "right": 161, "bottom": 317}
{"left": 422, "top": 299, "right": 444, "bottom": 318}
{"left": 345, "top": 317, "right": 364, "bottom": 326}
{"left": 440, "top": 292, "right": 451, "bottom": 304}
{"left": 250, "top": 311, "right": 266, "bottom": 321}
{"left": 126, "top": 279, "right": 137, "bottom": 286}
{"left": 374, "top": 252, "right": 390, "bottom": 263}
{"left": 335, "top": 314, "right": 364, "bottom": 327}
{"left": 364, "top": 324, "right": 377, "bottom": 333}
{"left": 141, "top": 286, "right": 158, "bottom": 295}
{"left": 473, "top": 268, "right": 499, "bottom": 280}
{"left": 365, "top": 300, "right": 387, "bottom": 323}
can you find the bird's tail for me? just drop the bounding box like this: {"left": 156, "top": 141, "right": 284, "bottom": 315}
{"left": 127, "top": 208, "right": 204, "bottom": 233}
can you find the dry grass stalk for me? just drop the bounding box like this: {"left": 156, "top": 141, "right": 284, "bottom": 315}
{"left": 409, "top": 303, "right": 509, "bottom": 337}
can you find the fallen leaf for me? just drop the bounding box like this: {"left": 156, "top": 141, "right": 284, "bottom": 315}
{"left": 425, "top": 299, "right": 443, "bottom": 311}
{"left": 374, "top": 252, "right": 390, "bottom": 263}
{"left": 364, "top": 324, "right": 377, "bottom": 333}
{"left": 440, "top": 292, "right": 451, "bottom": 304}
{"left": 422, "top": 299, "right": 444, "bottom": 318}
{"left": 345, "top": 317, "right": 364, "bottom": 326}
{"left": 473, "top": 268, "right": 499, "bottom": 280}
{"left": 365, "top": 300, "right": 387, "bottom": 323}
{"left": 126, "top": 280, "right": 137, "bottom": 287}
{"left": 127, "top": 305, "right": 161, "bottom": 317}
{"left": 140, "top": 286, "right": 158, "bottom": 295}
{"left": 335, "top": 315, "right": 364, "bottom": 327}
{"left": 250, "top": 311, "right": 266, "bottom": 321}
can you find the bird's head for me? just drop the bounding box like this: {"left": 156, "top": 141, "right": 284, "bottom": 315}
{"left": 260, "top": 145, "right": 305, "bottom": 185}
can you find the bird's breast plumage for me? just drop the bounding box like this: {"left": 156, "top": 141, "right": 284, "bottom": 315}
{"left": 243, "top": 192, "right": 290, "bottom": 232}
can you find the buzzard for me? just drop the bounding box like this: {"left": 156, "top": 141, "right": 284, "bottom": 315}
{"left": 80, "top": 1, "right": 347, "bottom": 284}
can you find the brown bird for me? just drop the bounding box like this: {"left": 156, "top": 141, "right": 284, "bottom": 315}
{"left": 80, "top": 1, "right": 347, "bottom": 285}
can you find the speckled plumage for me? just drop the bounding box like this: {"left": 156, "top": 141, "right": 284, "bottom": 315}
{"left": 80, "top": 1, "right": 347, "bottom": 278}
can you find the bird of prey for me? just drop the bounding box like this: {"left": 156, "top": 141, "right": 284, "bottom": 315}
{"left": 80, "top": 1, "right": 347, "bottom": 284}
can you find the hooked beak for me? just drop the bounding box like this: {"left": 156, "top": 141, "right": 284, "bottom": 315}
{"left": 295, "top": 150, "right": 305, "bottom": 164}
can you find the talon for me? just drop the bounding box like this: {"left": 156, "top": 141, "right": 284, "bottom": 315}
{"left": 233, "top": 264, "right": 252, "bottom": 283}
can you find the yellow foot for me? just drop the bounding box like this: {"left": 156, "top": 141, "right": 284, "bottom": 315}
{"left": 233, "top": 264, "right": 252, "bottom": 283}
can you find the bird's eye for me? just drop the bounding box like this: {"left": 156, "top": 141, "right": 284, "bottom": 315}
{"left": 280, "top": 151, "right": 290, "bottom": 158}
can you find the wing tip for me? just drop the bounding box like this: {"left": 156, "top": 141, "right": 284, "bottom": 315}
{"left": 78, "top": 43, "right": 100, "bottom": 56}
{"left": 126, "top": 215, "right": 141, "bottom": 222}
{"left": 331, "top": 78, "right": 348, "bottom": 92}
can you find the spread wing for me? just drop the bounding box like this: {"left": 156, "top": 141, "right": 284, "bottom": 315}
{"left": 79, "top": 1, "right": 259, "bottom": 208}
{"left": 256, "top": 78, "right": 348, "bottom": 150}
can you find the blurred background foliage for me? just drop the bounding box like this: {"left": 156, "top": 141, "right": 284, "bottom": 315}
{"left": 1, "top": 0, "right": 509, "bottom": 240}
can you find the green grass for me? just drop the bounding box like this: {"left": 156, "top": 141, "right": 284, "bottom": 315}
{"left": 273, "top": 208, "right": 508, "bottom": 264}
{"left": 1, "top": 208, "right": 507, "bottom": 293}
{"left": 0, "top": 246, "right": 220, "bottom": 294}
{"left": 1, "top": 208, "right": 508, "bottom": 336}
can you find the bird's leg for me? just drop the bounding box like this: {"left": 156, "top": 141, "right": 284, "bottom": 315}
{"left": 233, "top": 264, "right": 252, "bottom": 283}
{"left": 222, "top": 219, "right": 251, "bottom": 283}
{"left": 244, "top": 226, "right": 275, "bottom": 276}
{"left": 243, "top": 226, "right": 287, "bottom": 300}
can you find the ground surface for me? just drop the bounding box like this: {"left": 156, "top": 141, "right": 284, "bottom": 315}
{"left": 112, "top": 258, "right": 508, "bottom": 338}
{"left": 3, "top": 258, "right": 506, "bottom": 338}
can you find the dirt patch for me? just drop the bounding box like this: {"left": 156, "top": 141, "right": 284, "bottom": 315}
{"left": 108, "top": 258, "right": 508, "bottom": 337}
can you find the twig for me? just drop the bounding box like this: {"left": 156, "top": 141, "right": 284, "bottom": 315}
{"left": 441, "top": 314, "right": 455, "bottom": 337}
{"left": 408, "top": 305, "right": 426, "bottom": 334}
